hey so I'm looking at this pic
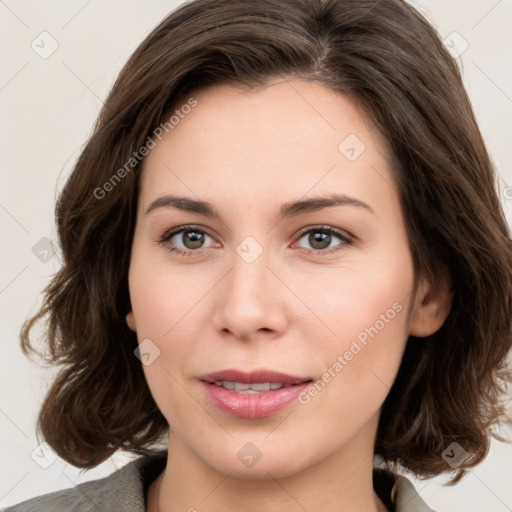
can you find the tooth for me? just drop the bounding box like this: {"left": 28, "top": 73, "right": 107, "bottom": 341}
{"left": 234, "top": 382, "right": 250, "bottom": 391}
{"left": 249, "top": 382, "right": 271, "bottom": 391}
{"left": 216, "top": 381, "right": 287, "bottom": 392}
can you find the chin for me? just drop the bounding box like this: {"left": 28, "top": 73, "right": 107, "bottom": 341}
{"left": 198, "top": 438, "right": 311, "bottom": 481}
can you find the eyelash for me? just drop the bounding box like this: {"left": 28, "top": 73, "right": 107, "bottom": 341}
{"left": 157, "top": 224, "right": 354, "bottom": 257}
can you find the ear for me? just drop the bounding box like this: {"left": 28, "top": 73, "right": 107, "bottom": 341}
{"left": 126, "top": 310, "right": 137, "bottom": 332}
{"left": 409, "top": 271, "right": 453, "bottom": 337}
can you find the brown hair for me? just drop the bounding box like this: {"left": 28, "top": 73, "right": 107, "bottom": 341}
{"left": 21, "top": 0, "right": 512, "bottom": 482}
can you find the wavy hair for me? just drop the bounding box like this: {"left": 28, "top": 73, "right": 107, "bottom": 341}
{"left": 21, "top": 0, "right": 512, "bottom": 483}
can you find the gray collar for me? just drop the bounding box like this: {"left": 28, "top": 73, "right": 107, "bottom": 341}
{"left": 3, "top": 451, "right": 436, "bottom": 512}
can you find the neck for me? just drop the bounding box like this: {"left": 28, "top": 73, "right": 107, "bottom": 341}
{"left": 148, "top": 428, "right": 388, "bottom": 512}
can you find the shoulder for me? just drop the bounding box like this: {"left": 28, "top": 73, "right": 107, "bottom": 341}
{"left": 392, "top": 475, "right": 437, "bottom": 512}
{"left": 2, "top": 451, "right": 167, "bottom": 512}
{"left": 373, "top": 467, "right": 437, "bottom": 512}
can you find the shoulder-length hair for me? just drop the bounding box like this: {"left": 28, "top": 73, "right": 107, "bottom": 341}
{"left": 21, "top": 0, "right": 512, "bottom": 482}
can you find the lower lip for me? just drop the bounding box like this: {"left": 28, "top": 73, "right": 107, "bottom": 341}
{"left": 200, "top": 381, "right": 312, "bottom": 419}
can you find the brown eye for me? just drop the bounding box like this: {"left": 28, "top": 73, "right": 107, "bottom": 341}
{"left": 180, "top": 230, "right": 207, "bottom": 249}
{"left": 159, "top": 225, "right": 216, "bottom": 256}
{"left": 308, "top": 231, "right": 332, "bottom": 250}
{"left": 295, "top": 226, "right": 352, "bottom": 254}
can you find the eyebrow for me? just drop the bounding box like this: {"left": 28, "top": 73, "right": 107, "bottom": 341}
{"left": 145, "top": 193, "right": 375, "bottom": 220}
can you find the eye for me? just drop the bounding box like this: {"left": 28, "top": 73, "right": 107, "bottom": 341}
{"left": 293, "top": 226, "right": 353, "bottom": 255}
{"left": 158, "top": 224, "right": 354, "bottom": 257}
{"left": 158, "top": 225, "right": 216, "bottom": 256}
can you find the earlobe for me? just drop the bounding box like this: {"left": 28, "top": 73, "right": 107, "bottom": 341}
{"left": 409, "top": 273, "right": 453, "bottom": 337}
{"left": 126, "top": 311, "right": 137, "bottom": 332}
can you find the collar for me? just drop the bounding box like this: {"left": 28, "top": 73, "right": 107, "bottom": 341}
{"left": 139, "top": 451, "right": 436, "bottom": 512}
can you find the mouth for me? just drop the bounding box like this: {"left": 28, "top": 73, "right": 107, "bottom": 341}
{"left": 207, "top": 380, "right": 311, "bottom": 394}
{"left": 198, "top": 369, "right": 314, "bottom": 417}
{"left": 199, "top": 368, "right": 313, "bottom": 390}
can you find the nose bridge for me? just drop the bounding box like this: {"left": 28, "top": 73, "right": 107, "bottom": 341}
{"left": 227, "top": 237, "right": 272, "bottom": 309}
{"left": 213, "top": 235, "right": 286, "bottom": 339}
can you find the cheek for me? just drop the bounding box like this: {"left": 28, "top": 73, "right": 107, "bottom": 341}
{"left": 295, "top": 253, "right": 412, "bottom": 345}
{"left": 127, "top": 255, "right": 208, "bottom": 409}
{"left": 128, "top": 253, "right": 208, "bottom": 336}
{"left": 295, "top": 244, "right": 413, "bottom": 391}
{"left": 294, "top": 277, "right": 410, "bottom": 434}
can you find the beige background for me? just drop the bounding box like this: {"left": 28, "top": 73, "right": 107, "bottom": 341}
{"left": 1, "top": 0, "right": 511, "bottom": 510}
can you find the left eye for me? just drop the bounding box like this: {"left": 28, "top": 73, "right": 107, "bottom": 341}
{"left": 294, "top": 226, "right": 352, "bottom": 254}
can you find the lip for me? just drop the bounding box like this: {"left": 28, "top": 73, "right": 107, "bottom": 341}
{"left": 199, "top": 368, "right": 313, "bottom": 419}
{"left": 199, "top": 368, "right": 312, "bottom": 385}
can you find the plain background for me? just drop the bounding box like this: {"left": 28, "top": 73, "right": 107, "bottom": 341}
{"left": 1, "top": 0, "right": 511, "bottom": 510}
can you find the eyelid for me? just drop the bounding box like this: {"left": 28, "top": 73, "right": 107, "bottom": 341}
{"left": 159, "top": 224, "right": 211, "bottom": 240}
{"left": 294, "top": 224, "right": 353, "bottom": 242}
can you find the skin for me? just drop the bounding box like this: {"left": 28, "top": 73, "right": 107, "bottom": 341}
{"left": 126, "top": 78, "right": 451, "bottom": 512}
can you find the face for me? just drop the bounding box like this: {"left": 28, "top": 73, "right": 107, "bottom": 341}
{"left": 126, "top": 79, "right": 448, "bottom": 479}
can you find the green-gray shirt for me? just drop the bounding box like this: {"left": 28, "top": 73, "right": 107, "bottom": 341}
{"left": 2, "top": 451, "right": 436, "bottom": 511}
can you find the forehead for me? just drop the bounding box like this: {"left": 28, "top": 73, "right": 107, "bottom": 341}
{"left": 139, "top": 79, "right": 397, "bottom": 217}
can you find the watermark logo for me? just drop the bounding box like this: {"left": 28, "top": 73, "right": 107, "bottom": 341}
{"left": 31, "top": 31, "right": 59, "bottom": 59}
{"left": 338, "top": 133, "right": 366, "bottom": 162}
{"left": 442, "top": 442, "right": 469, "bottom": 469}
{"left": 443, "top": 31, "right": 469, "bottom": 59}
{"left": 134, "top": 338, "right": 161, "bottom": 366}
{"left": 237, "top": 442, "right": 262, "bottom": 468}
{"left": 31, "top": 441, "right": 58, "bottom": 469}
{"left": 32, "top": 237, "right": 59, "bottom": 263}
{"left": 236, "top": 236, "right": 264, "bottom": 264}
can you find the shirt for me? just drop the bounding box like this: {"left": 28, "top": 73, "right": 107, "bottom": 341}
{"left": 2, "top": 450, "right": 436, "bottom": 511}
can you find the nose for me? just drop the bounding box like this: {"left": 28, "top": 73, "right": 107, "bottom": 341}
{"left": 212, "top": 242, "right": 288, "bottom": 342}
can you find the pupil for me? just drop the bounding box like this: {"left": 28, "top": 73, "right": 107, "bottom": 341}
{"left": 184, "top": 231, "right": 204, "bottom": 249}
{"left": 309, "top": 232, "right": 330, "bottom": 250}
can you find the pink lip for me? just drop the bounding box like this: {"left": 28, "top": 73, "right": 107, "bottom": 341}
{"left": 199, "top": 368, "right": 313, "bottom": 419}
{"left": 199, "top": 368, "right": 311, "bottom": 385}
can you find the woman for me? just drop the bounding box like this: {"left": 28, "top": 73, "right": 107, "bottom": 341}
{"left": 6, "top": 0, "right": 512, "bottom": 510}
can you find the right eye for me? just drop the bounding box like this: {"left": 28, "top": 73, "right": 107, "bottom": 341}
{"left": 158, "top": 225, "right": 218, "bottom": 256}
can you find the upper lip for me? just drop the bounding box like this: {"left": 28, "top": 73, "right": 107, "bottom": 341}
{"left": 200, "top": 369, "right": 313, "bottom": 385}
